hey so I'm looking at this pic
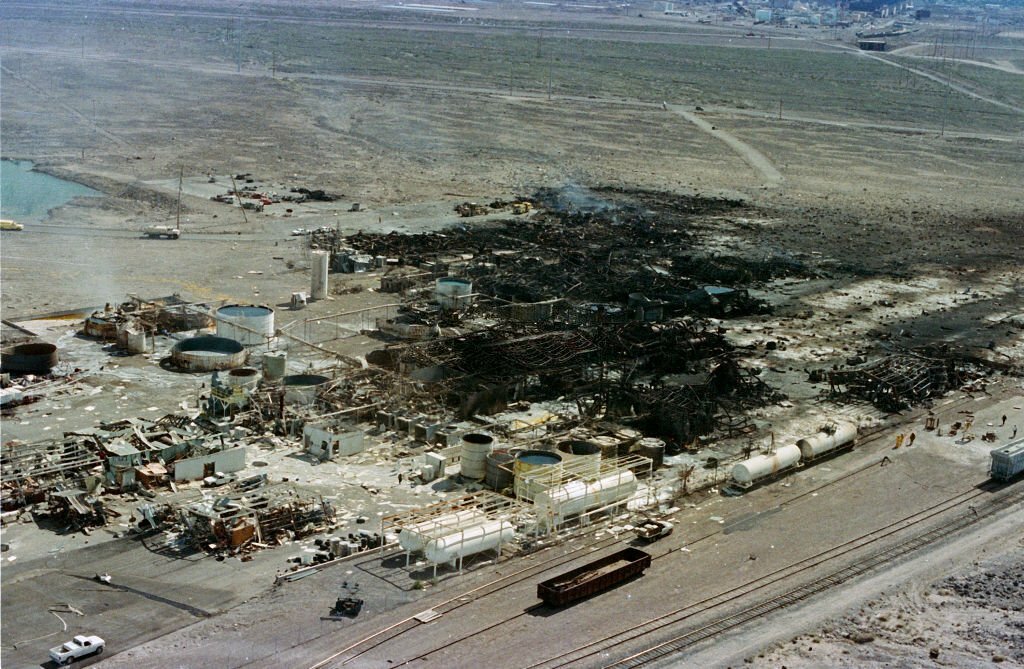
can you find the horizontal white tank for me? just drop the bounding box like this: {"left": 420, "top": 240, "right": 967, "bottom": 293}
{"left": 398, "top": 510, "right": 486, "bottom": 552}
{"left": 534, "top": 470, "right": 637, "bottom": 526}
{"left": 797, "top": 422, "right": 857, "bottom": 460}
{"left": 424, "top": 519, "right": 515, "bottom": 565}
{"left": 732, "top": 444, "right": 802, "bottom": 486}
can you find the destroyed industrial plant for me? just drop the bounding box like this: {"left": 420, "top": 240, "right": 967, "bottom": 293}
{"left": 1, "top": 1, "right": 1022, "bottom": 668}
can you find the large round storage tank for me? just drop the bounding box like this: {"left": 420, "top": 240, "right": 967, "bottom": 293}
{"left": 171, "top": 336, "right": 247, "bottom": 371}
{"left": 398, "top": 510, "right": 486, "bottom": 552}
{"left": 797, "top": 422, "right": 858, "bottom": 461}
{"left": 435, "top": 277, "right": 473, "bottom": 310}
{"left": 460, "top": 433, "right": 495, "bottom": 480}
{"left": 557, "top": 440, "right": 602, "bottom": 479}
{"left": 1, "top": 342, "right": 59, "bottom": 374}
{"left": 485, "top": 449, "right": 516, "bottom": 491}
{"left": 732, "top": 444, "right": 802, "bottom": 487}
{"left": 282, "top": 374, "right": 331, "bottom": 405}
{"left": 215, "top": 304, "right": 275, "bottom": 346}
{"left": 424, "top": 520, "right": 515, "bottom": 565}
{"left": 513, "top": 450, "right": 563, "bottom": 501}
{"left": 534, "top": 470, "right": 638, "bottom": 527}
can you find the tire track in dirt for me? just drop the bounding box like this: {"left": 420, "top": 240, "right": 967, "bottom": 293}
{"left": 667, "top": 104, "right": 784, "bottom": 188}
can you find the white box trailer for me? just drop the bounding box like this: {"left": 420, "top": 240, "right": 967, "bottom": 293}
{"left": 990, "top": 438, "right": 1024, "bottom": 481}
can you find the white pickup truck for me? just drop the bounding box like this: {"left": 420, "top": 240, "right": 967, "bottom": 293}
{"left": 49, "top": 635, "right": 104, "bottom": 665}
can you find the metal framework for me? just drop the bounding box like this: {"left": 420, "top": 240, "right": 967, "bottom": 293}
{"left": 516, "top": 453, "right": 656, "bottom": 536}
{"left": 380, "top": 490, "right": 525, "bottom": 576}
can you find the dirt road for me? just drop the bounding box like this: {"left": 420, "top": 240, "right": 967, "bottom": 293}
{"left": 669, "top": 104, "right": 784, "bottom": 188}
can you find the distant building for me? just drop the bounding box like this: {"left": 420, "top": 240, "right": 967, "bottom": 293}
{"left": 858, "top": 39, "right": 887, "bottom": 51}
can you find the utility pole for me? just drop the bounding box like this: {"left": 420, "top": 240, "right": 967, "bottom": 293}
{"left": 272, "top": 51, "right": 276, "bottom": 78}
{"left": 547, "top": 61, "right": 552, "bottom": 101}
{"left": 778, "top": 99, "right": 783, "bottom": 120}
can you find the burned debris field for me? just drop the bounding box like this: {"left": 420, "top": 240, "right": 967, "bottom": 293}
{"left": 2, "top": 1, "right": 1023, "bottom": 668}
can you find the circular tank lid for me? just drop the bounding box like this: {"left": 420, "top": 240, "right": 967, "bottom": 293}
{"left": 463, "top": 432, "right": 494, "bottom": 445}
{"left": 174, "top": 336, "right": 244, "bottom": 354}
{"left": 229, "top": 367, "right": 259, "bottom": 377}
{"left": 282, "top": 373, "right": 330, "bottom": 386}
{"left": 216, "top": 304, "right": 274, "bottom": 317}
{"left": 557, "top": 440, "right": 601, "bottom": 456}
{"left": 515, "top": 450, "right": 563, "bottom": 465}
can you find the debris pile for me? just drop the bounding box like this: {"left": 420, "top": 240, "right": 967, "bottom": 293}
{"left": 827, "top": 347, "right": 994, "bottom": 411}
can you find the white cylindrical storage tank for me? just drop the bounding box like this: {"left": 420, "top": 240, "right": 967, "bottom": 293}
{"left": 534, "top": 470, "right": 638, "bottom": 527}
{"left": 398, "top": 510, "right": 487, "bottom": 552}
{"left": 311, "top": 250, "right": 329, "bottom": 300}
{"left": 435, "top": 277, "right": 473, "bottom": 310}
{"left": 424, "top": 520, "right": 515, "bottom": 565}
{"left": 732, "top": 444, "right": 802, "bottom": 487}
{"left": 262, "top": 351, "right": 287, "bottom": 381}
{"left": 514, "top": 450, "right": 564, "bottom": 501}
{"left": 224, "top": 367, "right": 261, "bottom": 390}
{"left": 797, "top": 422, "right": 858, "bottom": 461}
{"left": 557, "top": 440, "right": 602, "bottom": 479}
{"left": 215, "top": 304, "right": 275, "bottom": 346}
{"left": 460, "top": 433, "right": 495, "bottom": 480}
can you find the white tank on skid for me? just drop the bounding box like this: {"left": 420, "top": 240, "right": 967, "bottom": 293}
{"left": 732, "top": 443, "right": 802, "bottom": 488}
{"left": 533, "top": 470, "right": 637, "bottom": 527}
{"left": 398, "top": 510, "right": 487, "bottom": 553}
{"left": 797, "top": 422, "right": 858, "bottom": 460}
{"left": 424, "top": 519, "right": 515, "bottom": 565}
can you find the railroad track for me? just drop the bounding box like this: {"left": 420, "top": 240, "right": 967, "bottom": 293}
{"left": 559, "top": 483, "right": 1024, "bottom": 669}
{"left": 312, "top": 453, "right": 893, "bottom": 669}
{"left": 351, "top": 483, "right": 1009, "bottom": 669}
{"left": 305, "top": 394, "right": 981, "bottom": 669}
{"left": 307, "top": 530, "right": 624, "bottom": 669}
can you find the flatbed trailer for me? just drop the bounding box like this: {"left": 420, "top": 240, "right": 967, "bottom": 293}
{"left": 538, "top": 547, "right": 652, "bottom": 607}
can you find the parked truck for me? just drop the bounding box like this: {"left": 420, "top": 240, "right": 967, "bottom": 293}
{"left": 537, "top": 547, "right": 652, "bottom": 607}
{"left": 143, "top": 225, "right": 180, "bottom": 239}
{"left": 49, "top": 635, "right": 104, "bottom": 665}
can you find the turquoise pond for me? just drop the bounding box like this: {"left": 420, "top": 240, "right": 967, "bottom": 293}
{"left": 1, "top": 159, "right": 101, "bottom": 222}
